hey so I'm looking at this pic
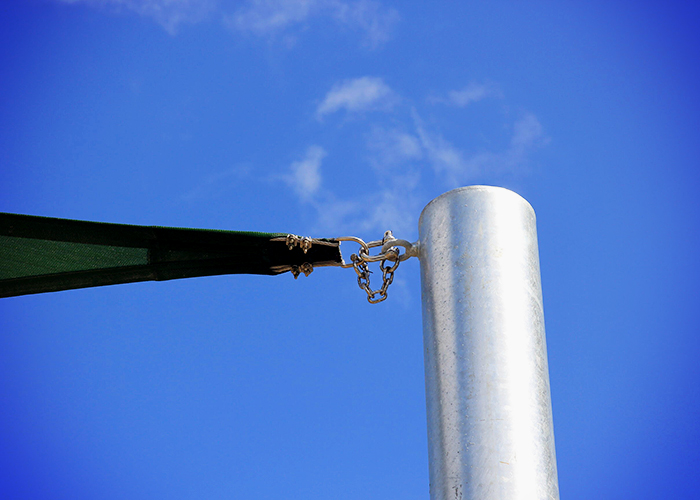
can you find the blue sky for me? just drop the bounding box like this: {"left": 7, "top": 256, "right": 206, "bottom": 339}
{"left": 1, "top": 1, "right": 699, "bottom": 498}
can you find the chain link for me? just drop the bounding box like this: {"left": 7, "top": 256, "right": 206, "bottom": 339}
{"left": 274, "top": 230, "right": 418, "bottom": 304}
{"left": 337, "top": 231, "right": 416, "bottom": 304}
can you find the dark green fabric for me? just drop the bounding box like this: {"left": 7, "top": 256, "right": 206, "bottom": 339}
{"left": 0, "top": 213, "right": 341, "bottom": 298}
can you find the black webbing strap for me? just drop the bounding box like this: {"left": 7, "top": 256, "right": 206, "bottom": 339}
{"left": 0, "top": 213, "right": 342, "bottom": 298}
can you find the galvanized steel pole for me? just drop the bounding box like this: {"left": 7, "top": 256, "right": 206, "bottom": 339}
{"left": 419, "top": 186, "right": 559, "bottom": 500}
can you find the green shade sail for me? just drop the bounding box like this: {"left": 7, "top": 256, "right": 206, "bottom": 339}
{"left": 0, "top": 213, "right": 342, "bottom": 298}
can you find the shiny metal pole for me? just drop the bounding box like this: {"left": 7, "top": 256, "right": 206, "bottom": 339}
{"left": 419, "top": 186, "right": 559, "bottom": 500}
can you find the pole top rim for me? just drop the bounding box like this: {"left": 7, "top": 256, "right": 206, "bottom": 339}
{"left": 419, "top": 185, "right": 535, "bottom": 228}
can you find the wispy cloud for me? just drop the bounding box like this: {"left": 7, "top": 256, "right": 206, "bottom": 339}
{"left": 56, "top": 0, "right": 398, "bottom": 44}
{"left": 57, "top": 0, "right": 217, "bottom": 34}
{"left": 275, "top": 143, "right": 420, "bottom": 237}
{"left": 316, "top": 76, "right": 397, "bottom": 120}
{"left": 354, "top": 172, "right": 422, "bottom": 236}
{"left": 366, "top": 126, "right": 423, "bottom": 170}
{"left": 283, "top": 145, "right": 326, "bottom": 201}
{"left": 182, "top": 164, "right": 253, "bottom": 201}
{"left": 412, "top": 110, "right": 548, "bottom": 185}
{"left": 411, "top": 111, "right": 472, "bottom": 184}
{"left": 290, "top": 80, "right": 549, "bottom": 237}
{"left": 306, "top": 176, "right": 422, "bottom": 237}
{"left": 511, "top": 112, "right": 546, "bottom": 150}
{"left": 430, "top": 82, "right": 500, "bottom": 107}
{"left": 329, "top": 0, "right": 399, "bottom": 48}
{"left": 226, "top": 0, "right": 398, "bottom": 47}
{"left": 225, "top": 0, "right": 315, "bottom": 36}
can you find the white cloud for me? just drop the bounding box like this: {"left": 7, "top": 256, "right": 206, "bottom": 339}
{"left": 278, "top": 143, "right": 421, "bottom": 237}
{"left": 511, "top": 112, "right": 546, "bottom": 150}
{"left": 310, "top": 196, "right": 361, "bottom": 233}
{"left": 280, "top": 84, "right": 548, "bottom": 242}
{"left": 447, "top": 83, "right": 495, "bottom": 106}
{"left": 305, "top": 177, "right": 421, "bottom": 237}
{"left": 410, "top": 109, "right": 547, "bottom": 186}
{"left": 57, "top": 0, "right": 217, "bottom": 34}
{"left": 411, "top": 110, "right": 472, "bottom": 185}
{"left": 330, "top": 0, "right": 399, "bottom": 48}
{"left": 316, "top": 76, "right": 397, "bottom": 119}
{"left": 430, "top": 82, "right": 500, "bottom": 107}
{"left": 367, "top": 127, "right": 423, "bottom": 170}
{"left": 356, "top": 172, "right": 421, "bottom": 236}
{"left": 227, "top": 0, "right": 397, "bottom": 47}
{"left": 285, "top": 145, "right": 326, "bottom": 201}
{"left": 225, "top": 0, "right": 316, "bottom": 36}
{"left": 57, "top": 0, "right": 397, "bottom": 43}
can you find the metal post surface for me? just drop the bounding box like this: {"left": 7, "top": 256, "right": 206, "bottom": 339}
{"left": 419, "top": 186, "right": 559, "bottom": 500}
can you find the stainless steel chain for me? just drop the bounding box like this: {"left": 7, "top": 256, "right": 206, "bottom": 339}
{"left": 336, "top": 230, "right": 418, "bottom": 304}
{"left": 273, "top": 230, "right": 418, "bottom": 303}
